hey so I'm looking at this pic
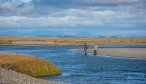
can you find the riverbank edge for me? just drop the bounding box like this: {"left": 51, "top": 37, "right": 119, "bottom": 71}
{"left": 0, "top": 68, "right": 63, "bottom": 84}
{"left": 0, "top": 52, "right": 62, "bottom": 77}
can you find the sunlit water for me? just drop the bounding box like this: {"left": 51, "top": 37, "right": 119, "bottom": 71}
{"left": 0, "top": 45, "right": 146, "bottom": 84}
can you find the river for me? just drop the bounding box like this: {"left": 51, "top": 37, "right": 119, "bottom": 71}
{"left": 0, "top": 45, "right": 146, "bottom": 84}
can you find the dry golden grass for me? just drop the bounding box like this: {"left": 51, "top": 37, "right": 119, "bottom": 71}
{"left": 0, "top": 37, "right": 146, "bottom": 45}
{"left": 0, "top": 53, "right": 62, "bottom": 77}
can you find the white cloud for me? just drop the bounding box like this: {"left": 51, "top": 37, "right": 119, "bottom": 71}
{"left": 0, "top": 6, "right": 146, "bottom": 28}
{"left": 11, "top": 0, "right": 32, "bottom": 4}
{"left": 0, "top": 15, "right": 103, "bottom": 28}
{"left": 0, "top": 0, "right": 146, "bottom": 28}
{"left": 63, "top": 9, "right": 114, "bottom": 16}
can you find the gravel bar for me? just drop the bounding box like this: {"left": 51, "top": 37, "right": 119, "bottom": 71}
{"left": 0, "top": 68, "right": 63, "bottom": 84}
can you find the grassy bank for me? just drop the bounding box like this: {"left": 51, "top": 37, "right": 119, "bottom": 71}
{"left": 0, "top": 53, "right": 62, "bottom": 77}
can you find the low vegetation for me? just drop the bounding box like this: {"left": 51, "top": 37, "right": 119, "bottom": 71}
{"left": 0, "top": 53, "right": 62, "bottom": 77}
{"left": 0, "top": 37, "right": 146, "bottom": 46}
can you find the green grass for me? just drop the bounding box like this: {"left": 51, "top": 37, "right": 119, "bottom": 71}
{"left": 0, "top": 53, "right": 62, "bottom": 77}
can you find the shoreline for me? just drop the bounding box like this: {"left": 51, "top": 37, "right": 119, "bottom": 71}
{"left": 0, "top": 37, "right": 146, "bottom": 46}
{"left": 0, "top": 68, "right": 63, "bottom": 84}
{"left": 0, "top": 53, "right": 63, "bottom": 84}
{"left": 78, "top": 48, "right": 146, "bottom": 58}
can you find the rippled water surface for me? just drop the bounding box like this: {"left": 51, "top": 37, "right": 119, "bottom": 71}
{"left": 0, "top": 45, "right": 146, "bottom": 84}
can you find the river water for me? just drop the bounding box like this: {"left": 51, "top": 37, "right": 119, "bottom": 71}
{"left": 0, "top": 45, "right": 146, "bottom": 84}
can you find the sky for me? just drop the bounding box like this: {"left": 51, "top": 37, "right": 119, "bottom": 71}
{"left": 0, "top": 0, "right": 146, "bottom": 37}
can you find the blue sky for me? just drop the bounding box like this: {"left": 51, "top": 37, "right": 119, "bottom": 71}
{"left": 0, "top": 0, "right": 146, "bottom": 37}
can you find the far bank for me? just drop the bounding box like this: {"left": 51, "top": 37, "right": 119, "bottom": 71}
{"left": 0, "top": 37, "right": 146, "bottom": 46}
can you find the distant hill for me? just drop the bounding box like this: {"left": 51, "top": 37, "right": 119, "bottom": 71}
{"left": 76, "top": 31, "right": 92, "bottom": 37}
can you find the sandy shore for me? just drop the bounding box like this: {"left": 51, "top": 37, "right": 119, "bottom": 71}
{"left": 79, "top": 48, "right": 146, "bottom": 58}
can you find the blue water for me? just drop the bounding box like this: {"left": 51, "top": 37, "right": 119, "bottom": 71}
{"left": 0, "top": 45, "right": 146, "bottom": 84}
